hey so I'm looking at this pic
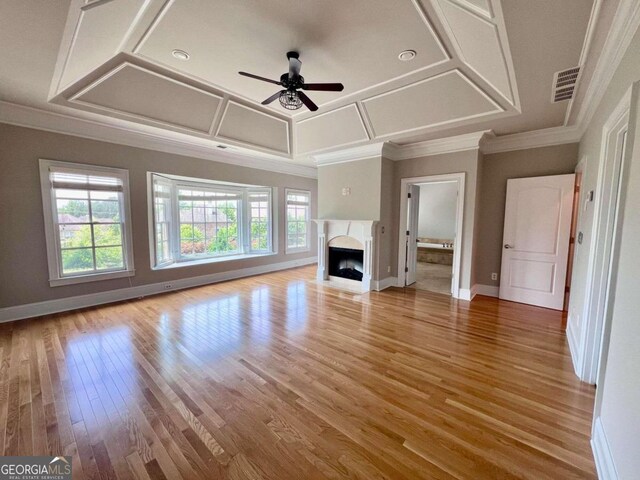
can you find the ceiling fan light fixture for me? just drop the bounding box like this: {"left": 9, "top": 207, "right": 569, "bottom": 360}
{"left": 171, "top": 49, "right": 190, "bottom": 61}
{"left": 279, "top": 90, "right": 303, "bottom": 110}
{"left": 398, "top": 49, "right": 416, "bottom": 61}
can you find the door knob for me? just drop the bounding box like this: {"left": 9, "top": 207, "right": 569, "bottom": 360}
{"left": 504, "top": 244, "right": 514, "bottom": 249}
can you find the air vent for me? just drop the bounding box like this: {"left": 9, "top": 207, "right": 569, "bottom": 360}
{"left": 552, "top": 66, "right": 580, "bottom": 102}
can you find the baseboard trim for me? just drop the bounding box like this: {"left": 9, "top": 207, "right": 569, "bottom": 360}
{"left": 592, "top": 417, "right": 618, "bottom": 480}
{"left": 475, "top": 284, "right": 499, "bottom": 298}
{"left": 0, "top": 257, "right": 317, "bottom": 323}
{"left": 373, "top": 276, "right": 398, "bottom": 291}
{"left": 566, "top": 318, "right": 582, "bottom": 378}
{"left": 458, "top": 286, "right": 476, "bottom": 301}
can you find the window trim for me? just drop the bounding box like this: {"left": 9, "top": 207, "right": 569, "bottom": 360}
{"left": 148, "top": 173, "right": 276, "bottom": 269}
{"left": 247, "top": 187, "right": 274, "bottom": 254}
{"left": 285, "top": 188, "right": 311, "bottom": 254}
{"left": 39, "top": 159, "right": 135, "bottom": 286}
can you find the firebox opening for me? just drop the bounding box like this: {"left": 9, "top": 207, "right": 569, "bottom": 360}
{"left": 329, "top": 247, "right": 364, "bottom": 282}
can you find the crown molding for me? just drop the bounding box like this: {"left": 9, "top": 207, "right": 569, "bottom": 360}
{"left": 572, "top": 0, "right": 640, "bottom": 133}
{"left": 312, "top": 130, "right": 493, "bottom": 166}
{"left": 384, "top": 130, "right": 492, "bottom": 160}
{"left": 481, "top": 125, "right": 582, "bottom": 154}
{"left": 0, "top": 101, "right": 317, "bottom": 178}
{"left": 313, "top": 142, "right": 385, "bottom": 166}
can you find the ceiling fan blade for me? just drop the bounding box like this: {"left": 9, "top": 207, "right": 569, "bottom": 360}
{"left": 238, "top": 71, "right": 281, "bottom": 85}
{"left": 289, "top": 57, "right": 302, "bottom": 79}
{"left": 261, "top": 90, "right": 284, "bottom": 105}
{"left": 302, "top": 83, "right": 344, "bottom": 92}
{"left": 297, "top": 90, "right": 318, "bottom": 111}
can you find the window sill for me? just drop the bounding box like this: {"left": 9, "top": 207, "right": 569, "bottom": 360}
{"left": 50, "top": 269, "right": 135, "bottom": 287}
{"left": 285, "top": 247, "right": 310, "bottom": 255}
{"left": 153, "top": 252, "right": 277, "bottom": 270}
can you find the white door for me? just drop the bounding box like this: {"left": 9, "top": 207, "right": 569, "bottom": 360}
{"left": 499, "top": 174, "right": 575, "bottom": 310}
{"left": 405, "top": 185, "right": 421, "bottom": 285}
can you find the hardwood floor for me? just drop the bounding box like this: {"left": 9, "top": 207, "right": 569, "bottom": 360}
{"left": 409, "top": 262, "right": 453, "bottom": 295}
{"left": 0, "top": 266, "right": 596, "bottom": 479}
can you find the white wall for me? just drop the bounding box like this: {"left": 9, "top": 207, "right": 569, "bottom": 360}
{"left": 593, "top": 82, "right": 640, "bottom": 480}
{"left": 569, "top": 22, "right": 640, "bottom": 480}
{"left": 417, "top": 182, "right": 457, "bottom": 239}
{"left": 568, "top": 26, "right": 640, "bottom": 380}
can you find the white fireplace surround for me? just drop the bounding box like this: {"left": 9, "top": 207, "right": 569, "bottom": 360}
{"left": 313, "top": 219, "right": 378, "bottom": 292}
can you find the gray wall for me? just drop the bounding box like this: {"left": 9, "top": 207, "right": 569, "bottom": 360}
{"left": 417, "top": 182, "right": 457, "bottom": 239}
{"left": 317, "top": 158, "right": 382, "bottom": 220}
{"left": 376, "top": 157, "right": 395, "bottom": 280}
{"left": 0, "top": 123, "right": 317, "bottom": 309}
{"left": 317, "top": 156, "right": 396, "bottom": 282}
{"left": 393, "top": 149, "right": 480, "bottom": 290}
{"left": 475, "top": 143, "right": 579, "bottom": 287}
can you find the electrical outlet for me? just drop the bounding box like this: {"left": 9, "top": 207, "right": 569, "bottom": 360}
{"left": 163, "top": 283, "right": 173, "bottom": 290}
{"left": 491, "top": 273, "right": 498, "bottom": 281}
{"left": 387, "top": 266, "right": 391, "bottom": 273}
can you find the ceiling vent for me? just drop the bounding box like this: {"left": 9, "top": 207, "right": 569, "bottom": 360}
{"left": 552, "top": 66, "right": 580, "bottom": 102}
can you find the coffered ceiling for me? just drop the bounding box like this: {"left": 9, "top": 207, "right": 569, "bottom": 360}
{"left": 0, "top": 0, "right": 598, "bottom": 167}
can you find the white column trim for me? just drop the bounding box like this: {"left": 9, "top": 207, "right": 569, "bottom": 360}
{"left": 591, "top": 417, "right": 619, "bottom": 480}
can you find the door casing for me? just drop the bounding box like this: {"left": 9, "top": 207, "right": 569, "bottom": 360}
{"left": 397, "top": 173, "right": 465, "bottom": 299}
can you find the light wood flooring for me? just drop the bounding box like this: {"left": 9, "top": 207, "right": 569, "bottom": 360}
{"left": 0, "top": 266, "right": 596, "bottom": 479}
{"left": 410, "top": 262, "right": 453, "bottom": 295}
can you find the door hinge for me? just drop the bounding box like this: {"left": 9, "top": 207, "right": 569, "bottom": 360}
{"left": 406, "top": 230, "right": 410, "bottom": 235}
{"left": 405, "top": 267, "right": 409, "bottom": 273}
{"left": 407, "top": 192, "right": 412, "bottom": 199}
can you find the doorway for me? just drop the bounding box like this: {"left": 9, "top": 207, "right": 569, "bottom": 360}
{"left": 498, "top": 173, "right": 576, "bottom": 310}
{"left": 398, "top": 173, "right": 465, "bottom": 298}
{"left": 571, "top": 88, "right": 631, "bottom": 384}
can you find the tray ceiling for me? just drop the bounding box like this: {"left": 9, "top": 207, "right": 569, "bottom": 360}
{"left": 134, "top": 0, "right": 450, "bottom": 109}
{"left": 13, "top": 0, "right": 592, "bottom": 163}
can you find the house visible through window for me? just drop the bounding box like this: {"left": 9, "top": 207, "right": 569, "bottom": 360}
{"left": 286, "top": 189, "right": 310, "bottom": 253}
{"left": 149, "top": 173, "right": 274, "bottom": 268}
{"left": 39, "top": 160, "right": 135, "bottom": 286}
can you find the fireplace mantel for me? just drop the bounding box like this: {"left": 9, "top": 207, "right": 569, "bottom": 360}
{"left": 313, "top": 219, "right": 378, "bottom": 292}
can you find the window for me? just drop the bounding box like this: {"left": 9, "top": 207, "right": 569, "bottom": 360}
{"left": 153, "top": 176, "right": 173, "bottom": 266}
{"left": 178, "top": 186, "right": 241, "bottom": 258}
{"left": 149, "top": 173, "right": 274, "bottom": 268}
{"left": 39, "top": 160, "right": 134, "bottom": 286}
{"left": 286, "top": 189, "right": 310, "bottom": 253}
{"left": 249, "top": 190, "right": 272, "bottom": 252}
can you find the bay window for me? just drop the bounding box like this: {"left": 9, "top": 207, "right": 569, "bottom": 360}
{"left": 149, "top": 173, "right": 274, "bottom": 268}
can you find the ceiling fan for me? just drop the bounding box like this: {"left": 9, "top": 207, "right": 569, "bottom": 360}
{"left": 238, "top": 51, "right": 344, "bottom": 111}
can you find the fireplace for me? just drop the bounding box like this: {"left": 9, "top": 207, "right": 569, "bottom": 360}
{"left": 313, "top": 219, "right": 377, "bottom": 292}
{"left": 329, "top": 247, "right": 364, "bottom": 281}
